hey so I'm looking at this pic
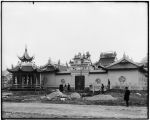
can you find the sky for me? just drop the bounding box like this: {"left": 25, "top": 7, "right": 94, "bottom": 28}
{"left": 2, "top": 2, "right": 148, "bottom": 70}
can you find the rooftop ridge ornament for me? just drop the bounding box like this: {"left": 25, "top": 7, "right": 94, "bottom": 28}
{"left": 25, "top": 44, "right": 27, "bottom": 52}
{"left": 48, "top": 57, "right": 51, "bottom": 64}
{"left": 18, "top": 46, "right": 34, "bottom": 62}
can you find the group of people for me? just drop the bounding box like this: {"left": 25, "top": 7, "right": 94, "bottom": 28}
{"left": 59, "top": 83, "right": 71, "bottom": 92}
{"left": 59, "top": 82, "right": 130, "bottom": 107}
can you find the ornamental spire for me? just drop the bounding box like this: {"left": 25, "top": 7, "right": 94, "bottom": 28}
{"left": 25, "top": 44, "right": 27, "bottom": 52}
{"left": 18, "top": 46, "right": 34, "bottom": 62}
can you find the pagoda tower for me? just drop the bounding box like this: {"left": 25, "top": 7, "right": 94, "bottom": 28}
{"left": 7, "top": 47, "right": 41, "bottom": 90}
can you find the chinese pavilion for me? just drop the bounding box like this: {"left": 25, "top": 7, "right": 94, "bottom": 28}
{"left": 7, "top": 47, "right": 41, "bottom": 90}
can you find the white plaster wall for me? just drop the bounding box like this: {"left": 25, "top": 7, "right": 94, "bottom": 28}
{"left": 41, "top": 69, "right": 145, "bottom": 90}
{"left": 55, "top": 75, "right": 72, "bottom": 87}
{"left": 107, "top": 70, "right": 139, "bottom": 90}
{"left": 138, "top": 71, "right": 147, "bottom": 90}
{"left": 87, "top": 74, "right": 108, "bottom": 87}
{"left": 41, "top": 73, "right": 56, "bottom": 87}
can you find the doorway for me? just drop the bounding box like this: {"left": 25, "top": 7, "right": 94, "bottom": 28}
{"left": 75, "top": 76, "right": 85, "bottom": 90}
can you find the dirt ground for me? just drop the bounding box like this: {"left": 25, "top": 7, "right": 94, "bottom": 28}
{"left": 2, "top": 102, "right": 148, "bottom": 118}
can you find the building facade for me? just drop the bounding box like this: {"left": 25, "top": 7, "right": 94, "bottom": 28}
{"left": 7, "top": 48, "right": 148, "bottom": 91}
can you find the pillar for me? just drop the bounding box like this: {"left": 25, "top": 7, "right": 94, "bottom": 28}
{"left": 34, "top": 73, "right": 36, "bottom": 87}
{"left": 36, "top": 74, "right": 37, "bottom": 87}
{"left": 22, "top": 75, "right": 23, "bottom": 88}
{"left": 40, "top": 73, "right": 41, "bottom": 88}
{"left": 16, "top": 74, "right": 18, "bottom": 86}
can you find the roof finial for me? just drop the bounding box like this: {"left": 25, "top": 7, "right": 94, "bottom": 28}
{"left": 11, "top": 64, "right": 13, "bottom": 68}
{"left": 58, "top": 59, "right": 60, "bottom": 65}
{"left": 48, "top": 57, "right": 51, "bottom": 64}
{"left": 123, "top": 52, "right": 126, "bottom": 58}
{"left": 25, "top": 44, "right": 27, "bottom": 52}
{"left": 66, "top": 62, "right": 68, "bottom": 68}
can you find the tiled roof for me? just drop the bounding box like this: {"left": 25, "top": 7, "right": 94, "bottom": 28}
{"left": 106, "top": 55, "right": 142, "bottom": 69}
{"left": 7, "top": 63, "right": 40, "bottom": 73}
{"left": 18, "top": 48, "right": 34, "bottom": 62}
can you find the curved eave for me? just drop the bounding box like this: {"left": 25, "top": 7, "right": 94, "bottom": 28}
{"left": 107, "top": 68, "right": 139, "bottom": 71}
{"left": 40, "top": 69, "right": 58, "bottom": 73}
{"left": 7, "top": 67, "right": 39, "bottom": 73}
{"left": 55, "top": 71, "right": 71, "bottom": 75}
{"left": 7, "top": 68, "right": 18, "bottom": 73}
{"left": 18, "top": 56, "right": 34, "bottom": 62}
{"left": 7, "top": 66, "right": 20, "bottom": 73}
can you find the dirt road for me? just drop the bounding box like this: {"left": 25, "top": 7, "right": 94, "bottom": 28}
{"left": 2, "top": 102, "right": 147, "bottom": 118}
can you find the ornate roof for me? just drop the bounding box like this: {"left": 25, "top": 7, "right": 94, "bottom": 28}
{"left": 7, "top": 63, "right": 41, "bottom": 73}
{"left": 106, "top": 54, "right": 142, "bottom": 70}
{"left": 96, "top": 51, "right": 117, "bottom": 67}
{"left": 40, "top": 58, "right": 59, "bottom": 72}
{"left": 18, "top": 47, "right": 34, "bottom": 62}
{"left": 100, "top": 51, "right": 117, "bottom": 58}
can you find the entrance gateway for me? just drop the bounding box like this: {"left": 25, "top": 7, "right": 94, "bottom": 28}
{"left": 75, "top": 76, "right": 85, "bottom": 90}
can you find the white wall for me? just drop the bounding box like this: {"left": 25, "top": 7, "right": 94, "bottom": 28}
{"left": 55, "top": 75, "right": 72, "bottom": 87}
{"left": 138, "top": 71, "right": 147, "bottom": 90}
{"left": 41, "top": 69, "right": 146, "bottom": 90}
{"left": 107, "top": 70, "right": 140, "bottom": 90}
{"left": 87, "top": 74, "right": 108, "bottom": 87}
{"left": 41, "top": 73, "right": 56, "bottom": 87}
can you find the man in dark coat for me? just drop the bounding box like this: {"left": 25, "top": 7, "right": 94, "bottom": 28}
{"left": 101, "top": 84, "right": 104, "bottom": 94}
{"left": 67, "top": 83, "right": 70, "bottom": 91}
{"left": 59, "top": 84, "right": 64, "bottom": 92}
{"left": 124, "top": 87, "right": 130, "bottom": 107}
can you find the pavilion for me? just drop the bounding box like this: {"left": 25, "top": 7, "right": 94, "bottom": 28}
{"left": 7, "top": 48, "right": 42, "bottom": 90}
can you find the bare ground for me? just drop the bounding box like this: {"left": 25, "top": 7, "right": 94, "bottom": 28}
{"left": 2, "top": 102, "right": 148, "bottom": 118}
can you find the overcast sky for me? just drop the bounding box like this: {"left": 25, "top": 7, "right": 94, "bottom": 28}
{"left": 2, "top": 2, "right": 148, "bottom": 70}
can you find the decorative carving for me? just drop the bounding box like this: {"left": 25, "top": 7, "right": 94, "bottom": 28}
{"left": 61, "top": 79, "right": 65, "bottom": 84}
{"left": 119, "top": 76, "right": 126, "bottom": 83}
{"left": 95, "top": 78, "right": 101, "bottom": 84}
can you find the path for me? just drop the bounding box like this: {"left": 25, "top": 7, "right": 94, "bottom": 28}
{"left": 2, "top": 102, "right": 147, "bottom": 118}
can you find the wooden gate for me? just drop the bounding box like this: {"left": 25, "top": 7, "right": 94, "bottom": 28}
{"left": 75, "top": 76, "right": 85, "bottom": 90}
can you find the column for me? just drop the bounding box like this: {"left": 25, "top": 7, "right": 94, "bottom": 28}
{"left": 12, "top": 74, "right": 15, "bottom": 88}
{"left": 21, "top": 75, "right": 23, "bottom": 88}
{"left": 35, "top": 74, "right": 37, "bottom": 87}
{"left": 16, "top": 74, "right": 18, "bottom": 88}
{"left": 34, "top": 73, "right": 36, "bottom": 88}
{"left": 40, "top": 73, "right": 41, "bottom": 88}
{"left": 26, "top": 74, "right": 28, "bottom": 87}
{"left": 19, "top": 73, "right": 21, "bottom": 88}
{"left": 31, "top": 75, "right": 32, "bottom": 88}
{"left": 25, "top": 74, "right": 27, "bottom": 87}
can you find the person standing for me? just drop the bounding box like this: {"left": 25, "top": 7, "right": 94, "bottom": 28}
{"left": 101, "top": 84, "right": 104, "bottom": 94}
{"left": 124, "top": 87, "right": 130, "bottom": 107}
{"left": 107, "top": 79, "right": 110, "bottom": 90}
{"left": 59, "top": 84, "right": 63, "bottom": 92}
{"left": 67, "top": 83, "right": 70, "bottom": 91}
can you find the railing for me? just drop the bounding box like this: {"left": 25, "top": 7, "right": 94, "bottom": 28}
{"left": 11, "top": 84, "right": 41, "bottom": 89}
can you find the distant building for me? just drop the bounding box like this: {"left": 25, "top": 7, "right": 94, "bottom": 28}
{"left": 7, "top": 48, "right": 148, "bottom": 91}
{"left": 2, "top": 71, "right": 12, "bottom": 89}
{"left": 95, "top": 51, "right": 117, "bottom": 67}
